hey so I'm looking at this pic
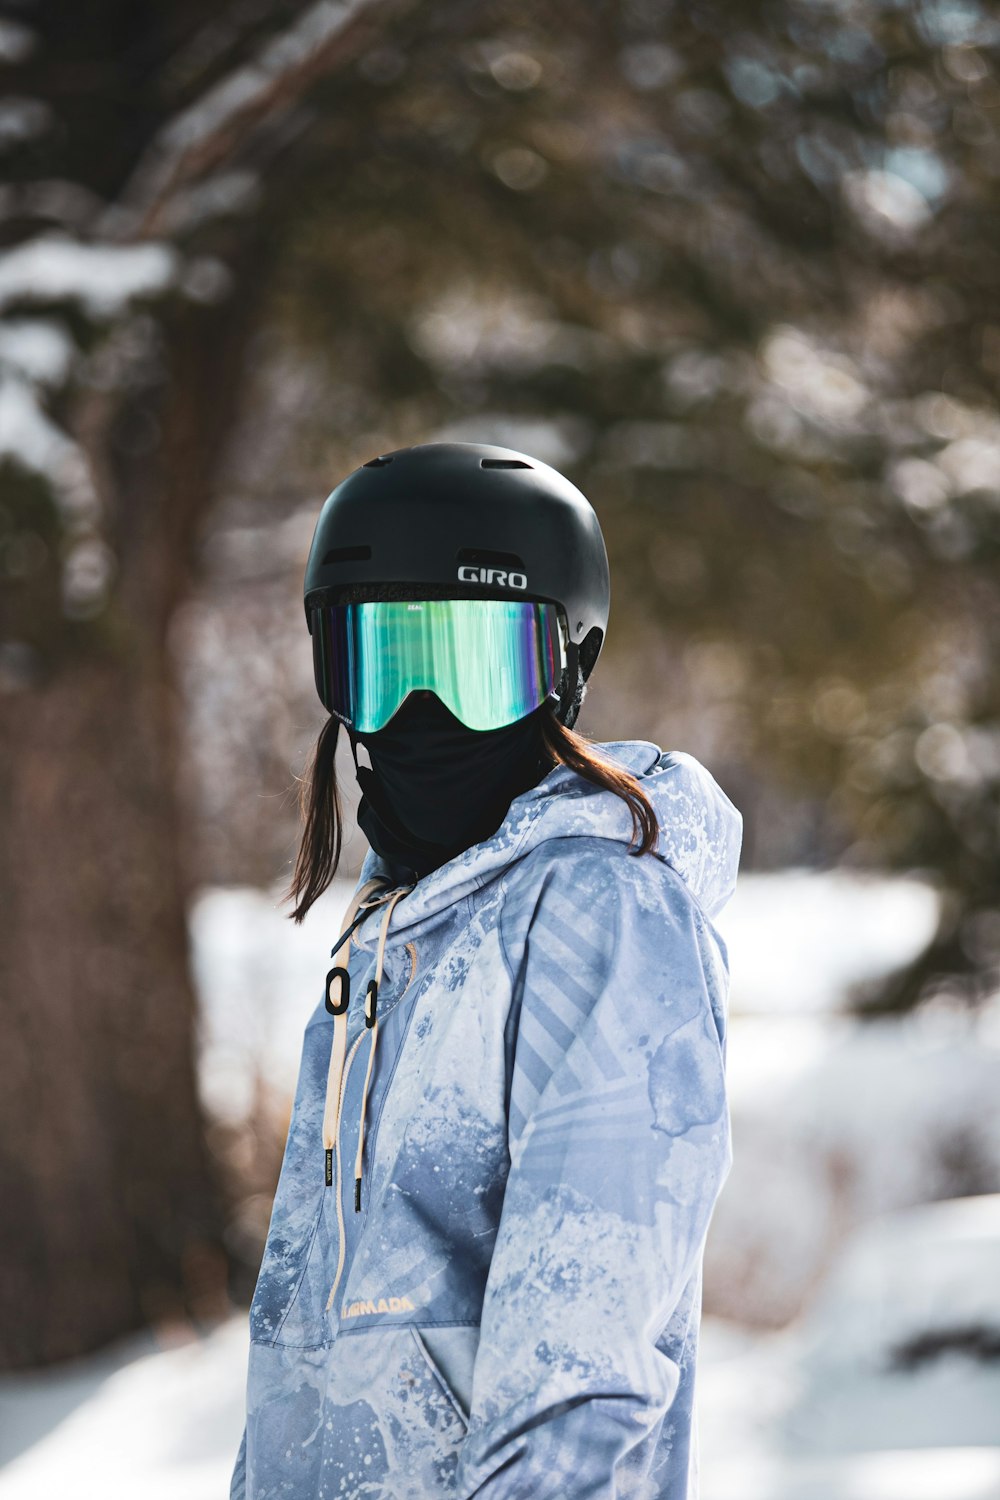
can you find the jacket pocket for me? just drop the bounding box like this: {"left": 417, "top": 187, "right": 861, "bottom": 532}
{"left": 317, "top": 1325, "right": 469, "bottom": 1495}
{"left": 410, "top": 1324, "right": 478, "bottom": 1428}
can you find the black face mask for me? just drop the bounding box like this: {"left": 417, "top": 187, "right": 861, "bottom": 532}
{"left": 350, "top": 693, "right": 554, "bottom": 881}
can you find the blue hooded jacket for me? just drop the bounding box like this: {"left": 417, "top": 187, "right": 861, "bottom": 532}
{"left": 231, "top": 739, "right": 742, "bottom": 1499}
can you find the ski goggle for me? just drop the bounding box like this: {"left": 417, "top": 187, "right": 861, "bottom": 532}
{"left": 311, "top": 597, "right": 569, "bottom": 733}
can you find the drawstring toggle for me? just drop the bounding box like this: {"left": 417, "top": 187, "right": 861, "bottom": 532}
{"left": 326, "top": 966, "right": 350, "bottom": 1015}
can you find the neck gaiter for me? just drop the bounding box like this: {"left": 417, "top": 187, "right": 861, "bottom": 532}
{"left": 350, "top": 693, "right": 555, "bottom": 881}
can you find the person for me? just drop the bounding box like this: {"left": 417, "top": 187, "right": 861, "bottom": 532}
{"left": 230, "top": 441, "right": 742, "bottom": 1500}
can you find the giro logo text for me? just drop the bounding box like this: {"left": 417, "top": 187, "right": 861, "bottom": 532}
{"left": 457, "top": 566, "right": 528, "bottom": 589}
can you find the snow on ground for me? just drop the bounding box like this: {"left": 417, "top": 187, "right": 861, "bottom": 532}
{"left": 706, "top": 1001, "right": 1000, "bottom": 1326}
{"left": 0, "top": 1317, "right": 248, "bottom": 1500}
{"left": 698, "top": 1194, "right": 1000, "bottom": 1498}
{"left": 717, "top": 867, "right": 941, "bottom": 1017}
{"left": 189, "top": 874, "right": 359, "bottom": 1125}
{"left": 2, "top": 868, "right": 998, "bottom": 1495}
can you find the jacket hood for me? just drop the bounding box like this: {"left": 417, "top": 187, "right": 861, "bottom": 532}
{"left": 352, "top": 740, "right": 742, "bottom": 951}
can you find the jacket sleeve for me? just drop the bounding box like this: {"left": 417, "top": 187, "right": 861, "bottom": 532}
{"left": 229, "top": 1423, "right": 247, "bottom": 1499}
{"left": 455, "top": 843, "right": 732, "bottom": 1500}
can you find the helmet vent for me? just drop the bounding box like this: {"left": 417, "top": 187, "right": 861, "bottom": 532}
{"left": 481, "top": 458, "right": 532, "bottom": 469}
{"left": 322, "top": 545, "right": 371, "bottom": 564}
{"left": 457, "top": 547, "right": 525, "bottom": 569}
{"left": 363, "top": 456, "right": 394, "bottom": 468}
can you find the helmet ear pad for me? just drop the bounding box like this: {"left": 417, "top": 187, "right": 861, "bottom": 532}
{"left": 579, "top": 626, "right": 604, "bottom": 683}
{"left": 554, "top": 625, "right": 603, "bottom": 731}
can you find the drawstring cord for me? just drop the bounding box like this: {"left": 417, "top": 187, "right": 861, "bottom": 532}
{"left": 354, "top": 885, "right": 412, "bottom": 1212}
{"left": 322, "top": 876, "right": 414, "bottom": 1314}
{"left": 321, "top": 877, "right": 389, "bottom": 1189}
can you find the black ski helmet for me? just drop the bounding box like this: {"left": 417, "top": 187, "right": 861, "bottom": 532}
{"left": 303, "top": 441, "right": 610, "bottom": 729}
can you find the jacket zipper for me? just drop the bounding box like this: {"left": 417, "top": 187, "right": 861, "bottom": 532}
{"left": 325, "top": 1028, "right": 367, "bottom": 1316}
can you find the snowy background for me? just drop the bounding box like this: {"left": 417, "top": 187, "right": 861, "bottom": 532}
{"left": 2, "top": 867, "right": 998, "bottom": 1499}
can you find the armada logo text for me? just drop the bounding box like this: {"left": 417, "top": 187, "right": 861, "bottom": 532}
{"left": 341, "top": 1294, "right": 417, "bottom": 1319}
{"left": 457, "top": 565, "right": 527, "bottom": 589}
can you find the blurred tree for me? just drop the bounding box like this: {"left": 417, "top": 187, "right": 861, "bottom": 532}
{"left": 0, "top": 0, "right": 421, "bottom": 1367}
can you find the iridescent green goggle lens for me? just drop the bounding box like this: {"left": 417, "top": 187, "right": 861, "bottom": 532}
{"left": 312, "top": 598, "right": 568, "bottom": 733}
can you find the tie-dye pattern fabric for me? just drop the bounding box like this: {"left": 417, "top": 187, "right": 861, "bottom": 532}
{"left": 231, "top": 740, "right": 742, "bottom": 1499}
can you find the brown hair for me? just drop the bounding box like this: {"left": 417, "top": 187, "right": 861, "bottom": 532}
{"left": 283, "top": 706, "right": 659, "bottom": 923}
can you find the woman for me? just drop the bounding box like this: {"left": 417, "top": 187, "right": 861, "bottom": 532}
{"left": 230, "top": 441, "right": 742, "bottom": 1500}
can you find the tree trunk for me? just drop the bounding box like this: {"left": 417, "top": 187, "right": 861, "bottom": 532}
{"left": 0, "top": 256, "right": 267, "bottom": 1368}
